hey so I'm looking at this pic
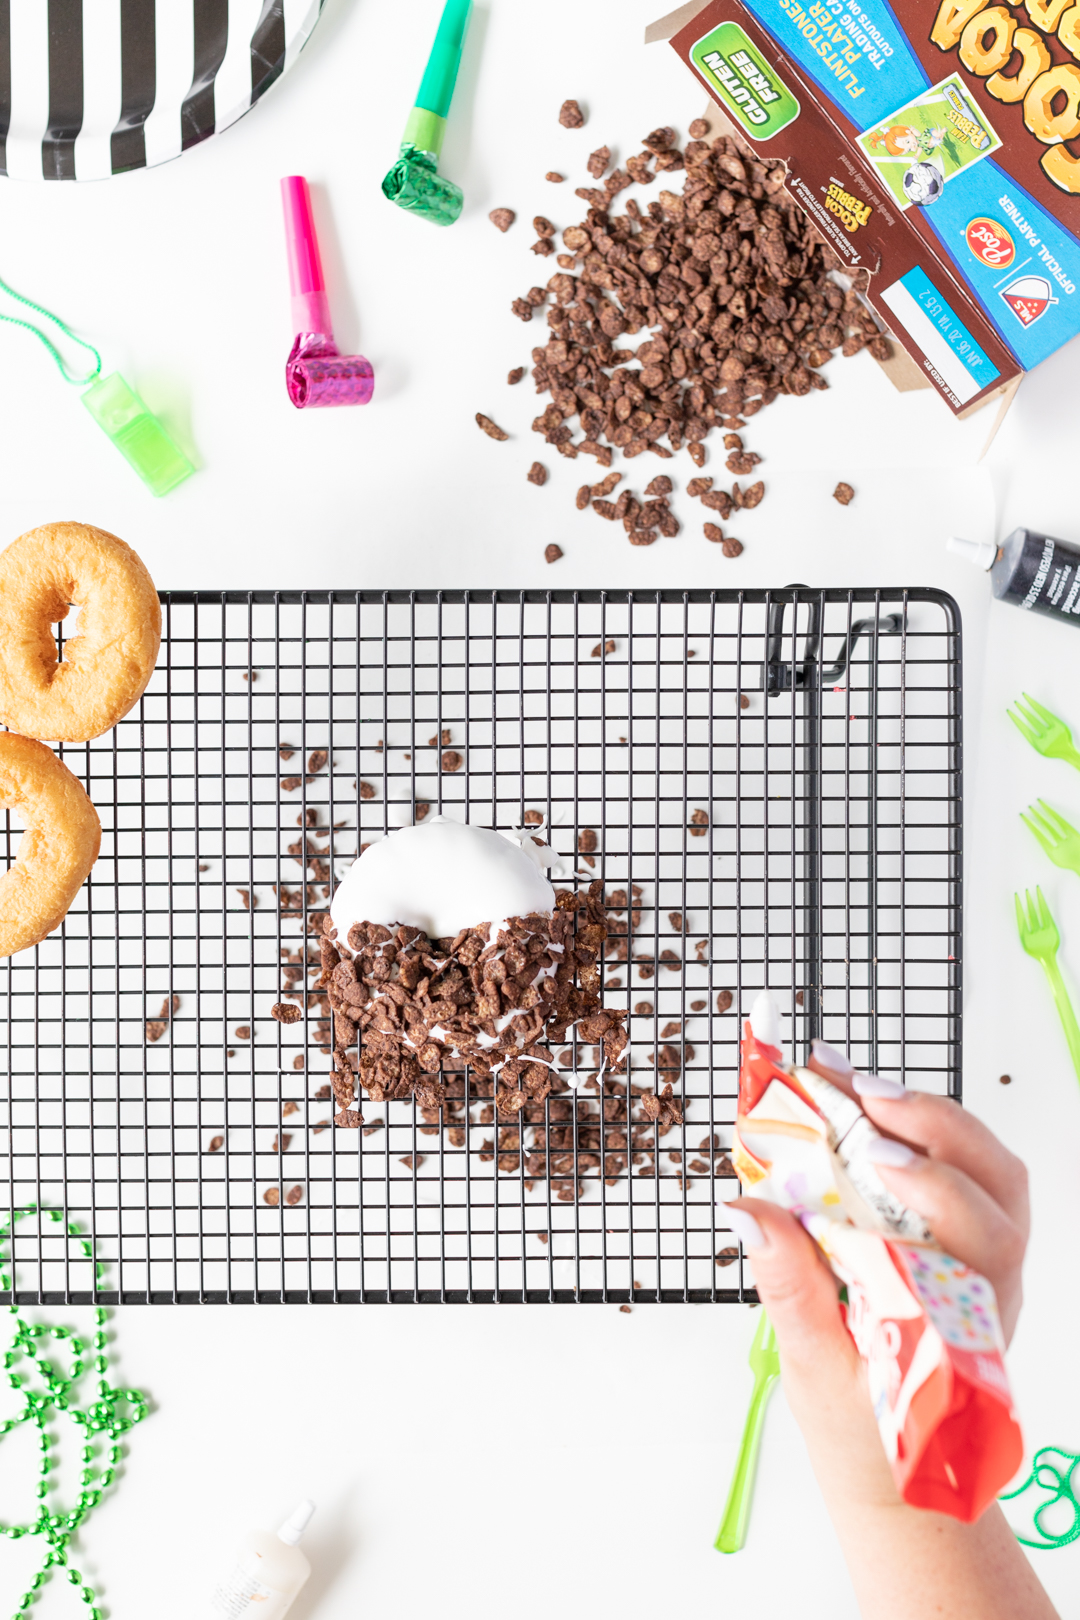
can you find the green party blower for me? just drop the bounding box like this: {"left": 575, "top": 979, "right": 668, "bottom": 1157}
{"left": 381, "top": 0, "right": 472, "bottom": 226}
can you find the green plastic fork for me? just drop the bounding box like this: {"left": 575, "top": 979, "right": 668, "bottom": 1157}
{"left": 1021, "top": 800, "right": 1080, "bottom": 880}
{"left": 1007, "top": 694, "right": 1080, "bottom": 772}
{"left": 1015, "top": 887, "right": 1080, "bottom": 1085}
{"left": 715, "top": 1312, "right": 780, "bottom": 1554}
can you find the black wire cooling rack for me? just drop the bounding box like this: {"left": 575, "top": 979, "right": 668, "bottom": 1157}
{"left": 0, "top": 588, "right": 961, "bottom": 1305}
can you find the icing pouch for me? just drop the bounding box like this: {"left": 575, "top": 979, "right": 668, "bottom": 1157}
{"left": 732, "top": 1022, "right": 1023, "bottom": 1521}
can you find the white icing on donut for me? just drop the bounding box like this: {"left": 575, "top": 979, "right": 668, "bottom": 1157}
{"left": 330, "top": 815, "right": 557, "bottom": 943}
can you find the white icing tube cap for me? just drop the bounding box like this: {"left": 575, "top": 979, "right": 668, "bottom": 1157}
{"left": 947, "top": 535, "right": 996, "bottom": 571}
{"left": 748, "top": 989, "right": 783, "bottom": 1054}
{"left": 277, "top": 1500, "right": 315, "bottom": 1546}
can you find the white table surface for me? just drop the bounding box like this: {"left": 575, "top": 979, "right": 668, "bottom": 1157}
{"left": 1, "top": 2, "right": 1079, "bottom": 1615}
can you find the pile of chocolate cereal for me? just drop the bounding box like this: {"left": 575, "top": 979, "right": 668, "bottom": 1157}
{"left": 500, "top": 113, "right": 888, "bottom": 552}
{"left": 297, "top": 882, "right": 693, "bottom": 1203}
{"left": 314, "top": 882, "right": 628, "bottom": 1125}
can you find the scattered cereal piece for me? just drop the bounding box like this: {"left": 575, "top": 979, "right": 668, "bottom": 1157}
{"left": 545, "top": 544, "right": 563, "bottom": 564}
{"left": 145, "top": 994, "right": 179, "bottom": 1043}
{"left": 833, "top": 481, "right": 855, "bottom": 506}
{"left": 643, "top": 126, "right": 677, "bottom": 152}
{"left": 489, "top": 208, "right": 515, "bottom": 232}
{"left": 476, "top": 413, "right": 509, "bottom": 441}
{"left": 527, "top": 461, "right": 548, "bottom": 486}
{"left": 559, "top": 99, "right": 585, "bottom": 128}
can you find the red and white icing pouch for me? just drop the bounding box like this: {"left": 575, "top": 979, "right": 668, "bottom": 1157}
{"left": 731, "top": 993, "right": 1023, "bottom": 1522}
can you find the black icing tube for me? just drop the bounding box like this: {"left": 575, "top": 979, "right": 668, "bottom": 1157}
{"left": 950, "top": 529, "right": 1080, "bottom": 626}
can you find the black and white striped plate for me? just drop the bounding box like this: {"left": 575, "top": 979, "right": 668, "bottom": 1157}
{"left": 0, "top": 0, "right": 324, "bottom": 182}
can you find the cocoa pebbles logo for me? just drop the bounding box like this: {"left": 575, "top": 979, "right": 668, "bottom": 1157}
{"left": 965, "top": 216, "right": 1015, "bottom": 268}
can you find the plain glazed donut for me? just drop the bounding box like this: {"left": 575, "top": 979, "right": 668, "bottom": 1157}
{"left": 0, "top": 522, "right": 161, "bottom": 742}
{"left": 0, "top": 733, "right": 101, "bottom": 958}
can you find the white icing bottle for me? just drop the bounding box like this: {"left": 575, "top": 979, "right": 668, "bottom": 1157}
{"left": 210, "top": 1500, "right": 315, "bottom": 1619}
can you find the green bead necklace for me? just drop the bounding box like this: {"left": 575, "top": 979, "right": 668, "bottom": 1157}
{"left": 1000, "top": 1445, "right": 1080, "bottom": 1550}
{"left": 0, "top": 1206, "right": 148, "bottom": 1619}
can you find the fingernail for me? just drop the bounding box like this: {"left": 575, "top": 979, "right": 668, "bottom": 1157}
{"left": 853, "top": 1072, "right": 908, "bottom": 1101}
{"left": 726, "top": 1206, "right": 767, "bottom": 1251}
{"left": 865, "top": 1137, "right": 918, "bottom": 1169}
{"left": 811, "top": 1039, "right": 853, "bottom": 1077}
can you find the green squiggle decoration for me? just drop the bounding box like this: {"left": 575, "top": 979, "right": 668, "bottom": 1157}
{"left": 0, "top": 1205, "right": 148, "bottom": 1617}
{"left": 1000, "top": 1446, "right": 1080, "bottom": 1550}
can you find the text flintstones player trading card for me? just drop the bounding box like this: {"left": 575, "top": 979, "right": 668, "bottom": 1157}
{"left": 857, "top": 71, "right": 1002, "bottom": 211}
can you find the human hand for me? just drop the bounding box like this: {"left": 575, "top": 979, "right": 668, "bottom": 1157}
{"left": 725, "top": 1042, "right": 1030, "bottom": 1513}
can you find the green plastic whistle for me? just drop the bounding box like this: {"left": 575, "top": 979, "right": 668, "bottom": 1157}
{"left": 82, "top": 373, "right": 194, "bottom": 498}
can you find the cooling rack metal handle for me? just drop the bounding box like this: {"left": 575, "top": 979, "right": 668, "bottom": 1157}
{"left": 763, "top": 591, "right": 903, "bottom": 694}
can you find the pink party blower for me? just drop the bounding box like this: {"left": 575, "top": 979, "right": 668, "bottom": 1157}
{"left": 280, "top": 176, "right": 374, "bottom": 408}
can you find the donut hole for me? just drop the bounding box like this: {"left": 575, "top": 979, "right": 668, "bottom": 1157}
{"left": 1, "top": 796, "right": 27, "bottom": 870}
{"left": 52, "top": 601, "right": 82, "bottom": 662}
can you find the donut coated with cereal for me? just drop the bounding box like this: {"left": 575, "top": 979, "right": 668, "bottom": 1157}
{"left": 0, "top": 522, "right": 160, "bottom": 742}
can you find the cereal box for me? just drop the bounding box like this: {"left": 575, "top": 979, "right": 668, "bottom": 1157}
{"left": 649, "top": 0, "right": 1080, "bottom": 414}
